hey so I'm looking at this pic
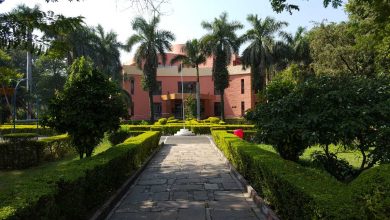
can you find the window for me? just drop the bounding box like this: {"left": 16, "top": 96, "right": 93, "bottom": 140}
{"left": 241, "top": 79, "right": 244, "bottom": 94}
{"left": 153, "top": 103, "right": 162, "bottom": 118}
{"left": 178, "top": 81, "right": 196, "bottom": 93}
{"left": 214, "top": 102, "right": 221, "bottom": 117}
{"left": 153, "top": 81, "right": 162, "bottom": 95}
{"left": 130, "top": 79, "right": 134, "bottom": 95}
{"left": 241, "top": 101, "right": 245, "bottom": 116}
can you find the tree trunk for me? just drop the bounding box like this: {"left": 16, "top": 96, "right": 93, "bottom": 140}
{"left": 220, "top": 90, "right": 225, "bottom": 121}
{"left": 196, "top": 66, "right": 201, "bottom": 120}
{"left": 149, "top": 90, "right": 155, "bottom": 123}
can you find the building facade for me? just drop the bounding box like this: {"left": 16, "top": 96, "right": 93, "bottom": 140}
{"left": 122, "top": 44, "right": 256, "bottom": 120}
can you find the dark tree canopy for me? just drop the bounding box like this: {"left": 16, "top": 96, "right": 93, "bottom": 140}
{"left": 270, "top": 0, "right": 343, "bottom": 14}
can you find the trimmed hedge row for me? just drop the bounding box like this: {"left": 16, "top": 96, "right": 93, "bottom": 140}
{"left": 0, "top": 125, "right": 56, "bottom": 136}
{"left": 0, "top": 134, "right": 72, "bottom": 169}
{"left": 121, "top": 124, "right": 254, "bottom": 135}
{"left": 0, "top": 131, "right": 161, "bottom": 220}
{"left": 211, "top": 130, "right": 390, "bottom": 219}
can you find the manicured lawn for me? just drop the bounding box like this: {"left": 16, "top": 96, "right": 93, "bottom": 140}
{"left": 256, "top": 144, "right": 363, "bottom": 169}
{"left": 0, "top": 138, "right": 111, "bottom": 196}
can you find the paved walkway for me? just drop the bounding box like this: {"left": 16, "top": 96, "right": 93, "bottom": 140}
{"left": 107, "top": 136, "right": 263, "bottom": 220}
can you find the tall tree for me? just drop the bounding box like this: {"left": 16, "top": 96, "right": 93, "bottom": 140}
{"left": 282, "top": 26, "right": 311, "bottom": 66}
{"left": 309, "top": 22, "right": 375, "bottom": 76}
{"left": 241, "top": 14, "right": 288, "bottom": 92}
{"left": 125, "top": 16, "right": 175, "bottom": 122}
{"left": 170, "top": 39, "right": 206, "bottom": 120}
{"left": 201, "top": 12, "right": 242, "bottom": 120}
{"left": 0, "top": 4, "right": 83, "bottom": 118}
{"left": 94, "top": 25, "right": 122, "bottom": 82}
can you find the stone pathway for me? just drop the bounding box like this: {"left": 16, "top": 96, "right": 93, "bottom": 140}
{"left": 107, "top": 136, "right": 264, "bottom": 220}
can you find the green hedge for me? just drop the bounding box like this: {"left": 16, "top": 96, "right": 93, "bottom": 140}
{"left": 0, "top": 125, "right": 56, "bottom": 136}
{"left": 121, "top": 124, "right": 254, "bottom": 135}
{"left": 211, "top": 130, "right": 390, "bottom": 219}
{"left": 0, "top": 131, "right": 161, "bottom": 220}
{"left": 0, "top": 134, "right": 72, "bottom": 169}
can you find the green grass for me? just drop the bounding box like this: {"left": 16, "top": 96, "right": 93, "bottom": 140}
{"left": 0, "top": 138, "right": 111, "bottom": 196}
{"left": 256, "top": 144, "right": 363, "bottom": 169}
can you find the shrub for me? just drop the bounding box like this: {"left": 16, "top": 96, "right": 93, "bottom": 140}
{"left": 0, "top": 131, "right": 161, "bottom": 219}
{"left": 0, "top": 125, "right": 56, "bottom": 136}
{"left": 0, "top": 134, "right": 73, "bottom": 169}
{"left": 2, "top": 133, "right": 38, "bottom": 142}
{"left": 39, "top": 134, "right": 74, "bottom": 161}
{"left": 211, "top": 131, "right": 390, "bottom": 219}
{"left": 207, "top": 117, "right": 220, "bottom": 124}
{"left": 47, "top": 57, "right": 127, "bottom": 158}
{"left": 157, "top": 118, "right": 168, "bottom": 125}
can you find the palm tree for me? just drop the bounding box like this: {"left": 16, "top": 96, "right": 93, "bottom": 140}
{"left": 241, "top": 14, "right": 288, "bottom": 92}
{"left": 94, "top": 25, "right": 122, "bottom": 82}
{"left": 125, "top": 16, "right": 175, "bottom": 122}
{"left": 201, "top": 12, "right": 243, "bottom": 120}
{"left": 283, "top": 26, "right": 311, "bottom": 66}
{"left": 170, "top": 39, "right": 206, "bottom": 120}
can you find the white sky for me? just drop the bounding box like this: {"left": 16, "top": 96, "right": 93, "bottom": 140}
{"left": 0, "top": 0, "right": 348, "bottom": 63}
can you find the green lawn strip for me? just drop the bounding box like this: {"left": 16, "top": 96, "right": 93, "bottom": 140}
{"left": 0, "top": 132, "right": 159, "bottom": 219}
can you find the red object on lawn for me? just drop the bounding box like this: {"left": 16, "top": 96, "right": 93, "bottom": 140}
{"left": 233, "top": 129, "right": 244, "bottom": 139}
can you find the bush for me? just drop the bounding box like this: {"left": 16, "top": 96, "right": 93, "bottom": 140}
{"left": 157, "top": 118, "right": 168, "bottom": 125}
{"left": 2, "top": 133, "right": 38, "bottom": 142}
{"left": 211, "top": 130, "right": 390, "bottom": 219}
{"left": 39, "top": 134, "right": 74, "bottom": 161}
{"left": 0, "top": 131, "right": 161, "bottom": 219}
{"left": 207, "top": 117, "right": 220, "bottom": 124}
{"left": 0, "top": 134, "right": 73, "bottom": 169}
{"left": 311, "top": 151, "right": 357, "bottom": 182}
{"left": 0, "top": 125, "right": 56, "bottom": 136}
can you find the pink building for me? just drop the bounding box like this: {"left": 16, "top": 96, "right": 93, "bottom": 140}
{"left": 122, "top": 44, "right": 255, "bottom": 120}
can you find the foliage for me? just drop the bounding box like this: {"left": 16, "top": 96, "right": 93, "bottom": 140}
{"left": 47, "top": 57, "right": 127, "bottom": 158}
{"left": 206, "top": 116, "right": 220, "bottom": 124}
{"left": 156, "top": 117, "right": 167, "bottom": 125}
{"left": 184, "top": 94, "right": 196, "bottom": 119}
{"left": 241, "top": 14, "right": 288, "bottom": 92}
{"left": 2, "top": 132, "right": 38, "bottom": 142}
{"left": 269, "top": 0, "right": 342, "bottom": 14}
{"left": 246, "top": 73, "right": 307, "bottom": 161}
{"left": 0, "top": 134, "right": 71, "bottom": 169}
{"left": 248, "top": 74, "right": 390, "bottom": 172}
{"left": 308, "top": 22, "right": 376, "bottom": 76}
{"left": 311, "top": 151, "right": 357, "bottom": 182}
{"left": 346, "top": 0, "right": 390, "bottom": 74}
{"left": 0, "top": 131, "right": 161, "bottom": 220}
{"left": 212, "top": 130, "right": 390, "bottom": 219}
{"left": 201, "top": 12, "right": 242, "bottom": 120}
{"left": 0, "top": 124, "right": 56, "bottom": 136}
{"left": 125, "top": 16, "right": 175, "bottom": 122}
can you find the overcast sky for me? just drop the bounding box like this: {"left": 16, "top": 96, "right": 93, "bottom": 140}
{"left": 0, "top": 0, "right": 348, "bottom": 63}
